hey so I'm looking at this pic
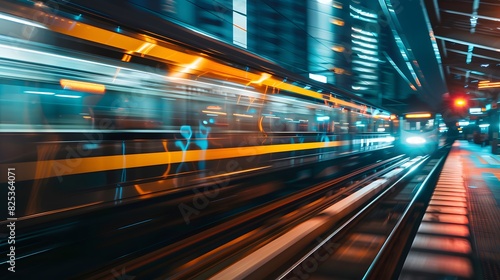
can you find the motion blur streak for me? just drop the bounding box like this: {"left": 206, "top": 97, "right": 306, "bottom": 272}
{"left": 38, "top": 7, "right": 365, "bottom": 110}
{"left": 0, "top": 140, "right": 351, "bottom": 182}
{"left": 0, "top": 1, "right": 396, "bottom": 218}
{"left": 59, "top": 79, "right": 105, "bottom": 94}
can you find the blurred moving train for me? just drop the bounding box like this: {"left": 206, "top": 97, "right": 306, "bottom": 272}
{"left": 0, "top": 0, "right": 397, "bottom": 218}
{"left": 399, "top": 112, "right": 447, "bottom": 155}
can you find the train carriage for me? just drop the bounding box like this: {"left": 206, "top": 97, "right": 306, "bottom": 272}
{"left": 0, "top": 0, "right": 397, "bottom": 218}
{"left": 399, "top": 112, "right": 447, "bottom": 155}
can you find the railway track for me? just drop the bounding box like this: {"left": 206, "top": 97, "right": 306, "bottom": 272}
{"left": 83, "top": 154, "right": 411, "bottom": 279}
{"left": 86, "top": 150, "right": 447, "bottom": 279}
{"left": 271, "top": 147, "right": 451, "bottom": 280}
{"left": 2, "top": 148, "right": 448, "bottom": 279}
{"left": 0, "top": 151, "right": 399, "bottom": 278}
{"left": 200, "top": 147, "right": 451, "bottom": 280}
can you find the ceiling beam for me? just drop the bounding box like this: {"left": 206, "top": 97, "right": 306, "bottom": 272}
{"left": 446, "top": 48, "right": 500, "bottom": 62}
{"left": 434, "top": 26, "right": 500, "bottom": 52}
{"left": 448, "top": 66, "right": 500, "bottom": 80}
{"left": 448, "top": 69, "right": 487, "bottom": 82}
{"left": 442, "top": 56, "right": 498, "bottom": 67}
{"left": 439, "top": 0, "right": 500, "bottom": 22}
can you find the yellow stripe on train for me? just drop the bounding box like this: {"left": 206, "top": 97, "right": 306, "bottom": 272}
{"left": 1, "top": 140, "right": 350, "bottom": 182}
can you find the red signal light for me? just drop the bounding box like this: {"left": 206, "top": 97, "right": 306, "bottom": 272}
{"left": 454, "top": 98, "right": 467, "bottom": 107}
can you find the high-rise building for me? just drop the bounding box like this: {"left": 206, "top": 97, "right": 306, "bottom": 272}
{"left": 247, "top": 0, "right": 309, "bottom": 74}
{"left": 348, "top": 2, "right": 381, "bottom": 100}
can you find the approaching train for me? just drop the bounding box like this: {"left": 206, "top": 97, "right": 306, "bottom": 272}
{"left": 0, "top": 1, "right": 397, "bottom": 218}
{"left": 399, "top": 112, "right": 447, "bottom": 155}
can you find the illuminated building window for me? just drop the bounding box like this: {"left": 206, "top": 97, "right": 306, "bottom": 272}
{"left": 349, "top": 3, "right": 380, "bottom": 95}
{"left": 332, "top": 45, "right": 345, "bottom": 52}
{"left": 331, "top": 17, "right": 344, "bottom": 26}
{"left": 233, "top": 0, "right": 247, "bottom": 48}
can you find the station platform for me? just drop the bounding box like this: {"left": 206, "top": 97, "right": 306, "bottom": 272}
{"left": 399, "top": 140, "right": 500, "bottom": 280}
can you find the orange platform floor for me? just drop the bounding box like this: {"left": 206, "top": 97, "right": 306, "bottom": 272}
{"left": 399, "top": 140, "right": 500, "bottom": 280}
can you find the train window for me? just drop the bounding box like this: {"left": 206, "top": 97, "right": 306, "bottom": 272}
{"left": 260, "top": 97, "right": 316, "bottom": 133}
{"left": 231, "top": 105, "right": 258, "bottom": 131}
{"left": 260, "top": 112, "right": 286, "bottom": 132}
{"left": 0, "top": 81, "right": 94, "bottom": 128}
{"left": 314, "top": 109, "right": 332, "bottom": 133}
{"left": 333, "top": 109, "right": 348, "bottom": 134}
{"left": 404, "top": 119, "right": 435, "bottom": 132}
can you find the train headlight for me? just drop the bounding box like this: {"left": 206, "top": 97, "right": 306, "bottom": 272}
{"left": 406, "top": 136, "right": 426, "bottom": 144}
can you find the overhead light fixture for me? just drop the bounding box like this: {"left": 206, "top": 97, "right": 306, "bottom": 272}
{"left": 478, "top": 82, "right": 500, "bottom": 89}
{"left": 405, "top": 113, "right": 431, "bottom": 118}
